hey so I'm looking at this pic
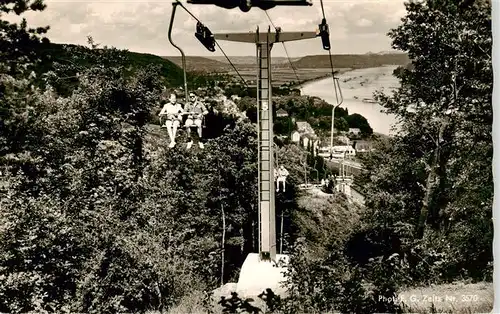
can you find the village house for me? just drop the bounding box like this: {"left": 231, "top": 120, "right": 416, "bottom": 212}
{"left": 336, "top": 135, "right": 351, "bottom": 145}
{"left": 301, "top": 136, "right": 309, "bottom": 149}
{"left": 291, "top": 130, "right": 301, "bottom": 143}
{"left": 296, "top": 121, "right": 316, "bottom": 135}
{"left": 332, "top": 145, "right": 357, "bottom": 157}
{"left": 302, "top": 133, "right": 320, "bottom": 154}
{"left": 349, "top": 128, "right": 361, "bottom": 136}
{"left": 276, "top": 108, "right": 289, "bottom": 118}
{"left": 290, "top": 121, "right": 320, "bottom": 155}
{"left": 353, "top": 140, "right": 373, "bottom": 153}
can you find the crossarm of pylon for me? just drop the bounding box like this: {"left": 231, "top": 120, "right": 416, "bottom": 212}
{"left": 214, "top": 31, "right": 317, "bottom": 43}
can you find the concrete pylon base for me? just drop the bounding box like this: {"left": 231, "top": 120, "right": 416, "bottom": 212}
{"left": 236, "top": 253, "right": 290, "bottom": 298}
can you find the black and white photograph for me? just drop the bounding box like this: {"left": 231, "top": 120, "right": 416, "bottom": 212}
{"left": 0, "top": 0, "right": 496, "bottom": 313}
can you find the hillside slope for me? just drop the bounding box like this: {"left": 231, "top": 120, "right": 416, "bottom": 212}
{"left": 163, "top": 56, "right": 232, "bottom": 72}
{"left": 37, "top": 42, "right": 187, "bottom": 87}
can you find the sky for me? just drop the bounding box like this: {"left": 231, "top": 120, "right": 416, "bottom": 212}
{"left": 5, "top": 0, "right": 408, "bottom": 57}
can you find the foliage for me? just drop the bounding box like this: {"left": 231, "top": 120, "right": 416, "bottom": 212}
{"left": 224, "top": 84, "right": 254, "bottom": 98}
{"left": 335, "top": 116, "right": 349, "bottom": 132}
{"left": 360, "top": 0, "right": 492, "bottom": 284}
{"left": 0, "top": 43, "right": 199, "bottom": 311}
{"left": 273, "top": 117, "right": 295, "bottom": 136}
{"left": 345, "top": 113, "right": 373, "bottom": 136}
{"left": 235, "top": 96, "right": 258, "bottom": 123}
{"left": 279, "top": 234, "right": 404, "bottom": 313}
{"left": 268, "top": 189, "right": 406, "bottom": 313}
{"left": 235, "top": 94, "right": 368, "bottom": 138}
{"left": 0, "top": 64, "right": 265, "bottom": 312}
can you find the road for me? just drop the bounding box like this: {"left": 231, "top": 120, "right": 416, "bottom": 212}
{"left": 325, "top": 158, "right": 363, "bottom": 176}
{"left": 328, "top": 159, "right": 363, "bottom": 169}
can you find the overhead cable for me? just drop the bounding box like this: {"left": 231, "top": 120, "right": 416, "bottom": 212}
{"left": 264, "top": 10, "right": 301, "bottom": 84}
{"left": 176, "top": 0, "right": 249, "bottom": 88}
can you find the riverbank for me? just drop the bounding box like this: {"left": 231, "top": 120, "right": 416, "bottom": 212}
{"left": 293, "top": 67, "right": 353, "bottom": 89}
{"left": 300, "top": 66, "right": 400, "bottom": 136}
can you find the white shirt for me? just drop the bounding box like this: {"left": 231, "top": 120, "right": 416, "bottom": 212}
{"left": 277, "top": 167, "right": 289, "bottom": 178}
{"left": 160, "top": 102, "right": 183, "bottom": 116}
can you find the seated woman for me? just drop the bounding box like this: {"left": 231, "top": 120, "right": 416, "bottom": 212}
{"left": 159, "top": 93, "right": 184, "bottom": 148}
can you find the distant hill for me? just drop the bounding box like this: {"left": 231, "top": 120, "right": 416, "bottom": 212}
{"left": 162, "top": 53, "right": 409, "bottom": 73}
{"left": 292, "top": 53, "right": 410, "bottom": 69}
{"left": 35, "top": 42, "right": 189, "bottom": 89}
{"left": 205, "top": 56, "right": 295, "bottom": 65}
{"left": 162, "top": 56, "right": 232, "bottom": 72}
{"left": 163, "top": 55, "right": 296, "bottom": 71}
{"left": 365, "top": 50, "right": 402, "bottom": 55}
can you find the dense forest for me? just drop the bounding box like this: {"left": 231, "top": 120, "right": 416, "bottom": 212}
{"left": 0, "top": 0, "right": 493, "bottom": 313}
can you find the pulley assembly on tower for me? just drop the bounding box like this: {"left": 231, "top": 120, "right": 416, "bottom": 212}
{"left": 318, "top": 18, "right": 330, "bottom": 50}
{"left": 195, "top": 22, "right": 216, "bottom": 52}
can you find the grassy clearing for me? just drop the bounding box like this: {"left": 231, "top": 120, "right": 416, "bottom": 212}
{"left": 163, "top": 283, "right": 273, "bottom": 314}
{"left": 399, "top": 282, "right": 493, "bottom": 313}
{"left": 160, "top": 290, "right": 207, "bottom": 314}
{"left": 161, "top": 281, "right": 493, "bottom": 313}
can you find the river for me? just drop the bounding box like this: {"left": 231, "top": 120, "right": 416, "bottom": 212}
{"left": 300, "top": 66, "right": 400, "bottom": 136}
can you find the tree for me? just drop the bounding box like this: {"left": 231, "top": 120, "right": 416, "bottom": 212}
{"left": 362, "top": 0, "right": 492, "bottom": 282}
{"left": 274, "top": 117, "right": 292, "bottom": 136}
{"left": 0, "top": 0, "right": 52, "bottom": 192}
{"left": 235, "top": 97, "right": 257, "bottom": 123}
{"left": 334, "top": 117, "right": 349, "bottom": 132}
{"left": 345, "top": 113, "right": 372, "bottom": 136}
{"left": 0, "top": 0, "right": 50, "bottom": 76}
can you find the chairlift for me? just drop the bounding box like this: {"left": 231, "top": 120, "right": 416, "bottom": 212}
{"left": 167, "top": 3, "right": 211, "bottom": 150}
{"left": 275, "top": 163, "right": 289, "bottom": 193}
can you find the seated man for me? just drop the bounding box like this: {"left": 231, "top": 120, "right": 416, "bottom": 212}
{"left": 159, "top": 93, "right": 183, "bottom": 148}
{"left": 184, "top": 92, "right": 208, "bottom": 149}
{"left": 275, "top": 165, "right": 289, "bottom": 192}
